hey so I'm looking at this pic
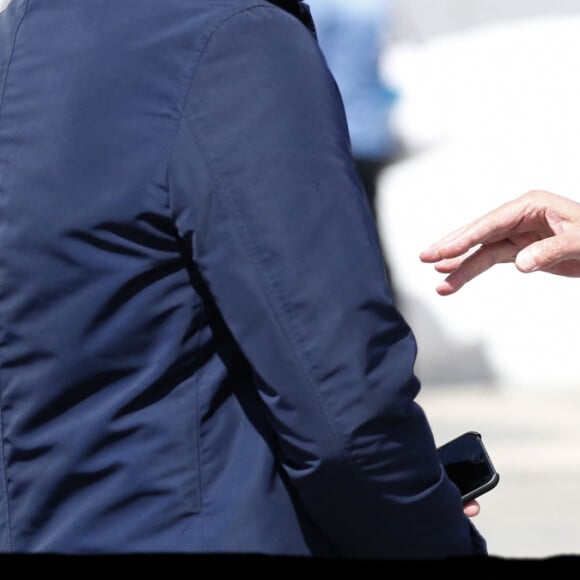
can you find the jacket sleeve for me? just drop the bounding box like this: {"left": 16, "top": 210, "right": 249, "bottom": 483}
{"left": 168, "top": 3, "right": 487, "bottom": 559}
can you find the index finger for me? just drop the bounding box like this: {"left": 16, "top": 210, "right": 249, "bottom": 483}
{"left": 419, "top": 200, "right": 527, "bottom": 263}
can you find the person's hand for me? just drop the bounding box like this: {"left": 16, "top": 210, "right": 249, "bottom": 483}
{"left": 419, "top": 189, "right": 580, "bottom": 295}
{"left": 463, "top": 500, "right": 480, "bottom": 518}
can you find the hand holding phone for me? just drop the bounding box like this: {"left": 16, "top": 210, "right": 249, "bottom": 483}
{"left": 437, "top": 431, "right": 500, "bottom": 504}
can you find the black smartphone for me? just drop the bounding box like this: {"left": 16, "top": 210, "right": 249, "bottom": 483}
{"left": 437, "top": 431, "right": 500, "bottom": 503}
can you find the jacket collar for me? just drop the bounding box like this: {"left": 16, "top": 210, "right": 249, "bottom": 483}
{"left": 266, "top": 1, "right": 316, "bottom": 36}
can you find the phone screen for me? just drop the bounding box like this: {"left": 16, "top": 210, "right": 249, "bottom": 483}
{"left": 437, "top": 431, "right": 499, "bottom": 503}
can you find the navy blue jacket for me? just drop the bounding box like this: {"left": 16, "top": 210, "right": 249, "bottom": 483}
{"left": 0, "top": 0, "right": 487, "bottom": 557}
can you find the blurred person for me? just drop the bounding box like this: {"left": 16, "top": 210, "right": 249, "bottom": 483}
{"left": 307, "top": 0, "right": 401, "bottom": 297}
{"left": 0, "top": 0, "right": 485, "bottom": 557}
{"left": 419, "top": 189, "right": 580, "bottom": 295}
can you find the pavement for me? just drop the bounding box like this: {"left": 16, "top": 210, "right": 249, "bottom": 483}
{"left": 417, "top": 382, "right": 580, "bottom": 559}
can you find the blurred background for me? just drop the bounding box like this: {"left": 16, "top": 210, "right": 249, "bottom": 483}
{"left": 368, "top": 0, "right": 580, "bottom": 559}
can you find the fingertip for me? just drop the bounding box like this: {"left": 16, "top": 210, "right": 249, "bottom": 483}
{"left": 420, "top": 245, "right": 451, "bottom": 262}
{"left": 515, "top": 249, "right": 539, "bottom": 273}
{"left": 435, "top": 284, "right": 454, "bottom": 296}
{"left": 435, "top": 276, "right": 464, "bottom": 295}
{"left": 463, "top": 501, "right": 480, "bottom": 518}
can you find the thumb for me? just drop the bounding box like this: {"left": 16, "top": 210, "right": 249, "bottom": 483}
{"left": 515, "top": 236, "right": 568, "bottom": 273}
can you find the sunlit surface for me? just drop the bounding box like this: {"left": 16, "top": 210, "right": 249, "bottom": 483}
{"left": 381, "top": 16, "right": 580, "bottom": 387}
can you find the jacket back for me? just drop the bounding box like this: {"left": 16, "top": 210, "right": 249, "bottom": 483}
{"left": 0, "top": 0, "right": 486, "bottom": 556}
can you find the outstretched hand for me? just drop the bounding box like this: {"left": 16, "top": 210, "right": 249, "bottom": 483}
{"left": 419, "top": 190, "right": 580, "bottom": 295}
